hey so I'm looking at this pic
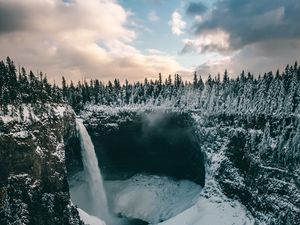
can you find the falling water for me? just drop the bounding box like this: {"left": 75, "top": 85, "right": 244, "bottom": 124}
{"left": 76, "top": 119, "right": 110, "bottom": 222}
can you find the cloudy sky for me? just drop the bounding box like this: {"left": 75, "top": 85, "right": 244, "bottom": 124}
{"left": 0, "top": 0, "right": 300, "bottom": 82}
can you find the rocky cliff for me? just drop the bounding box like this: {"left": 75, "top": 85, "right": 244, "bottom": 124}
{"left": 193, "top": 113, "right": 300, "bottom": 225}
{"left": 78, "top": 106, "right": 300, "bottom": 225}
{"left": 1, "top": 102, "right": 299, "bottom": 225}
{"left": 78, "top": 107, "right": 205, "bottom": 187}
{"left": 0, "top": 104, "right": 84, "bottom": 225}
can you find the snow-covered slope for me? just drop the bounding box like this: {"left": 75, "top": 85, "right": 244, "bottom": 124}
{"left": 159, "top": 188, "right": 253, "bottom": 225}
{"left": 105, "top": 175, "right": 202, "bottom": 224}
{"left": 78, "top": 208, "right": 106, "bottom": 225}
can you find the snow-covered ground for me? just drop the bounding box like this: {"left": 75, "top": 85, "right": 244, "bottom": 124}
{"left": 158, "top": 179, "right": 254, "bottom": 225}
{"left": 74, "top": 173, "right": 254, "bottom": 225}
{"left": 105, "top": 175, "right": 202, "bottom": 224}
{"left": 156, "top": 143, "right": 254, "bottom": 225}
{"left": 0, "top": 104, "right": 68, "bottom": 124}
{"left": 78, "top": 208, "right": 106, "bottom": 225}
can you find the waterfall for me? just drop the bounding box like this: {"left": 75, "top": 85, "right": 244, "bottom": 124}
{"left": 76, "top": 119, "right": 110, "bottom": 222}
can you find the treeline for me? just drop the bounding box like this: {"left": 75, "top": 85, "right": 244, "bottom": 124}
{"left": 0, "top": 57, "right": 63, "bottom": 115}
{"left": 1, "top": 56, "right": 300, "bottom": 116}
{"left": 61, "top": 73, "right": 200, "bottom": 111}
{"left": 62, "top": 62, "right": 300, "bottom": 116}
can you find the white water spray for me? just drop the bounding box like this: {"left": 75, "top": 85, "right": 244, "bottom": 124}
{"left": 76, "top": 119, "right": 110, "bottom": 222}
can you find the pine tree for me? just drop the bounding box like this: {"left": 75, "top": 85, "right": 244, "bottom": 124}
{"left": 193, "top": 72, "right": 198, "bottom": 88}
{"left": 223, "top": 69, "right": 229, "bottom": 83}
{"left": 62, "top": 76, "right": 68, "bottom": 100}
{"left": 198, "top": 75, "right": 204, "bottom": 91}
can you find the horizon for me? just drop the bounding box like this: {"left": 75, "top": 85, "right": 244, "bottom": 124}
{"left": 0, "top": 0, "right": 300, "bottom": 83}
{"left": 2, "top": 55, "right": 299, "bottom": 86}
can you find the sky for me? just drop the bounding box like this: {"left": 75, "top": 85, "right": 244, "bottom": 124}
{"left": 0, "top": 0, "right": 300, "bottom": 83}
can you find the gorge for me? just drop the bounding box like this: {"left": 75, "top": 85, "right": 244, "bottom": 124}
{"left": 1, "top": 60, "right": 300, "bottom": 225}
{"left": 1, "top": 104, "right": 300, "bottom": 225}
{"left": 69, "top": 111, "right": 206, "bottom": 224}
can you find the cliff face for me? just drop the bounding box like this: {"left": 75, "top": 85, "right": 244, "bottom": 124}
{"left": 1, "top": 102, "right": 299, "bottom": 225}
{"left": 0, "top": 104, "right": 83, "bottom": 225}
{"left": 194, "top": 114, "right": 300, "bottom": 225}
{"left": 78, "top": 108, "right": 205, "bottom": 187}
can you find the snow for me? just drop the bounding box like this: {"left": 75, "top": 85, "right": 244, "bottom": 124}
{"left": 260, "top": 165, "right": 288, "bottom": 173}
{"left": 156, "top": 125, "right": 253, "bottom": 225}
{"left": 153, "top": 113, "right": 255, "bottom": 225}
{"left": 79, "top": 104, "right": 187, "bottom": 121}
{"left": 158, "top": 194, "right": 254, "bottom": 225}
{"left": 0, "top": 115, "right": 14, "bottom": 123}
{"left": 158, "top": 174, "right": 254, "bottom": 225}
{"left": 0, "top": 104, "right": 68, "bottom": 125}
{"left": 104, "top": 175, "right": 202, "bottom": 224}
{"left": 105, "top": 123, "right": 119, "bottom": 128}
{"left": 52, "top": 142, "right": 65, "bottom": 163}
{"left": 159, "top": 197, "right": 254, "bottom": 225}
{"left": 35, "top": 146, "right": 44, "bottom": 157}
{"left": 103, "top": 174, "right": 254, "bottom": 225}
{"left": 78, "top": 208, "right": 106, "bottom": 225}
{"left": 52, "top": 105, "right": 66, "bottom": 117}
{"left": 12, "top": 131, "right": 29, "bottom": 138}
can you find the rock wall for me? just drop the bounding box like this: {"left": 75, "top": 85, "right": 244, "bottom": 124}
{"left": 194, "top": 113, "right": 300, "bottom": 225}
{"left": 79, "top": 109, "right": 205, "bottom": 187}
{"left": 0, "top": 104, "right": 84, "bottom": 225}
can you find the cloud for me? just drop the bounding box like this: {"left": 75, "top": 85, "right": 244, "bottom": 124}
{"left": 0, "top": 0, "right": 181, "bottom": 83}
{"left": 186, "top": 2, "right": 207, "bottom": 15}
{"left": 181, "top": 29, "right": 230, "bottom": 54}
{"left": 0, "top": 2, "right": 27, "bottom": 33}
{"left": 196, "top": 40, "right": 300, "bottom": 79}
{"left": 192, "top": 0, "right": 300, "bottom": 50}
{"left": 169, "top": 11, "right": 186, "bottom": 36}
{"left": 148, "top": 10, "right": 159, "bottom": 22}
{"left": 147, "top": 49, "right": 166, "bottom": 55}
{"left": 180, "top": 0, "right": 300, "bottom": 79}
{"left": 196, "top": 56, "right": 232, "bottom": 79}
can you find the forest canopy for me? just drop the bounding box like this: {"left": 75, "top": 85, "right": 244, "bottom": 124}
{"left": 1, "top": 56, "right": 300, "bottom": 116}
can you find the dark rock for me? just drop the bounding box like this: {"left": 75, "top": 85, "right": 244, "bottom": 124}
{"left": 0, "top": 104, "right": 84, "bottom": 225}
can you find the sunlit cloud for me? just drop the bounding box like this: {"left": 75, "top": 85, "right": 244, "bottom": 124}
{"left": 0, "top": 0, "right": 182, "bottom": 83}
{"left": 181, "top": 29, "right": 230, "bottom": 54}
{"left": 1, "top": 0, "right": 300, "bottom": 82}
{"left": 184, "top": 0, "right": 300, "bottom": 78}
{"left": 169, "top": 11, "right": 186, "bottom": 36}
{"left": 148, "top": 10, "right": 160, "bottom": 22}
